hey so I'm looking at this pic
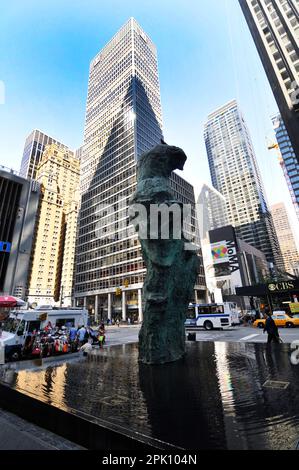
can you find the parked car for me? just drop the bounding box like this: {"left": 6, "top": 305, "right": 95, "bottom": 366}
{"left": 253, "top": 311, "right": 299, "bottom": 329}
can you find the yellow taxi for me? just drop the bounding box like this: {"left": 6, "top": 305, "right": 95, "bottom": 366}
{"left": 253, "top": 311, "right": 299, "bottom": 329}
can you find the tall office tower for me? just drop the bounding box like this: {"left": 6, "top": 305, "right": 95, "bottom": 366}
{"left": 272, "top": 114, "right": 299, "bottom": 220}
{"left": 75, "top": 146, "right": 84, "bottom": 162}
{"left": 27, "top": 144, "right": 80, "bottom": 306}
{"left": 204, "top": 100, "right": 282, "bottom": 268}
{"left": 20, "top": 129, "right": 71, "bottom": 180}
{"left": 239, "top": 0, "right": 299, "bottom": 162}
{"left": 197, "top": 183, "right": 228, "bottom": 304}
{"left": 271, "top": 202, "right": 299, "bottom": 274}
{"left": 197, "top": 183, "right": 228, "bottom": 240}
{"left": 75, "top": 18, "right": 206, "bottom": 322}
{"left": 0, "top": 165, "right": 40, "bottom": 298}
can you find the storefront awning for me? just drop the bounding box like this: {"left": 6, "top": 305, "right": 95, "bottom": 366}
{"left": 236, "top": 280, "right": 299, "bottom": 297}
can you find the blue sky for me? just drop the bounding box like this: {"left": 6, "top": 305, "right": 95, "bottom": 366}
{"left": 0, "top": 0, "right": 298, "bottom": 233}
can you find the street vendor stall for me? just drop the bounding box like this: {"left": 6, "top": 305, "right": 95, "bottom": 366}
{"left": 0, "top": 306, "right": 88, "bottom": 361}
{"left": 0, "top": 296, "right": 26, "bottom": 334}
{"left": 0, "top": 296, "right": 26, "bottom": 318}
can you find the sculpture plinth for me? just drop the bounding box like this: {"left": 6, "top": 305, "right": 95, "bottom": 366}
{"left": 130, "top": 144, "right": 199, "bottom": 365}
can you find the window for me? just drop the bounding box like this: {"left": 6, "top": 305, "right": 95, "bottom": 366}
{"left": 55, "top": 318, "right": 75, "bottom": 328}
{"left": 27, "top": 321, "right": 41, "bottom": 333}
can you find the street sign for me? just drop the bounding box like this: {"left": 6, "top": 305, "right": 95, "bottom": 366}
{"left": 0, "top": 241, "right": 11, "bottom": 253}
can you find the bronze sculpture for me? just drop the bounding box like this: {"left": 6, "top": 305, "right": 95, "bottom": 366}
{"left": 130, "top": 143, "right": 199, "bottom": 364}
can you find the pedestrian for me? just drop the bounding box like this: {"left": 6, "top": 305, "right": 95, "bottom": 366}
{"left": 98, "top": 323, "right": 106, "bottom": 348}
{"left": 69, "top": 325, "right": 78, "bottom": 352}
{"left": 89, "top": 327, "right": 97, "bottom": 344}
{"left": 69, "top": 325, "right": 77, "bottom": 342}
{"left": 263, "top": 312, "right": 280, "bottom": 344}
{"left": 77, "top": 325, "right": 87, "bottom": 347}
{"left": 116, "top": 319, "right": 120, "bottom": 327}
{"left": 80, "top": 339, "right": 93, "bottom": 357}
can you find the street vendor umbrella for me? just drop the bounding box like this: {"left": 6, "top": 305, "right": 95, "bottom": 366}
{"left": 0, "top": 296, "right": 25, "bottom": 308}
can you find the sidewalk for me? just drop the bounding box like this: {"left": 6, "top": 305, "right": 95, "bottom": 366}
{"left": 0, "top": 408, "right": 84, "bottom": 450}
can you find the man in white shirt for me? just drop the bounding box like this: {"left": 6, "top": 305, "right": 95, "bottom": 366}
{"left": 80, "top": 340, "right": 92, "bottom": 357}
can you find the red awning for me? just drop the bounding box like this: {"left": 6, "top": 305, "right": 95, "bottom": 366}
{"left": 0, "top": 296, "right": 25, "bottom": 308}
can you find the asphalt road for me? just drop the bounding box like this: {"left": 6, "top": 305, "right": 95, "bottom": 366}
{"left": 104, "top": 324, "right": 299, "bottom": 345}
{"left": 187, "top": 326, "right": 299, "bottom": 344}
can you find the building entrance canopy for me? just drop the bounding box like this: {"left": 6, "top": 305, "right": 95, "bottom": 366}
{"left": 236, "top": 280, "right": 299, "bottom": 298}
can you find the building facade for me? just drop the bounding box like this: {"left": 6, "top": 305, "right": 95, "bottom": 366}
{"left": 27, "top": 144, "right": 80, "bottom": 306}
{"left": 197, "top": 183, "right": 229, "bottom": 303}
{"left": 75, "top": 18, "right": 206, "bottom": 322}
{"left": 20, "top": 129, "right": 71, "bottom": 180}
{"left": 204, "top": 100, "right": 282, "bottom": 268}
{"left": 208, "top": 225, "right": 269, "bottom": 308}
{"left": 0, "top": 165, "right": 40, "bottom": 298}
{"left": 272, "top": 114, "right": 299, "bottom": 221}
{"left": 271, "top": 202, "right": 299, "bottom": 274}
{"left": 239, "top": 0, "right": 299, "bottom": 162}
{"left": 75, "top": 146, "right": 84, "bottom": 162}
{"left": 197, "top": 182, "right": 228, "bottom": 239}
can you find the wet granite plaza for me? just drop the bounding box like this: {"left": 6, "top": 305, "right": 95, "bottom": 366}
{"left": 0, "top": 341, "right": 298, "bottom": 450}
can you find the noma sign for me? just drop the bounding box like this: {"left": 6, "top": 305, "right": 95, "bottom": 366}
{"left": 268, "top": 282, "right": 295, "bottom": 293}
{"left": 226, "top": 240, "right": 239, "bottom": 273}
{"left": 211, "top": 239, "right": 239, "bottom": 273}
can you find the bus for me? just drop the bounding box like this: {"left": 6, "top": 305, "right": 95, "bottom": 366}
{"left": 185, "top": 303, "right": 240, "bottom": 330}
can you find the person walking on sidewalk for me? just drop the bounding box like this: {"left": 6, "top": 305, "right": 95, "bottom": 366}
{"left": 263, "top": 312, "right": 280, "bottom": 344}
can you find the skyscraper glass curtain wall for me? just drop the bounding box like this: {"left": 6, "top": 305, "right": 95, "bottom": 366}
{"left": 239, "top": 0, "right": 299, "bottom": 162}
{"left": 20, "top": 129, "right": 71, "bottom": 180}
{"left": 272, "top": 114, "right": 299, "bottom": 221}
{"left": 75, "top": 18, "right": 206, "bottom": 320}
{"left": 204, "top": 100, "right": 283, "bottom": 269}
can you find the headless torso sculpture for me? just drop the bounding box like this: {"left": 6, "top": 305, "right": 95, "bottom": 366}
{"left": 130, "top": 143, "right": 199, "bottom": 365}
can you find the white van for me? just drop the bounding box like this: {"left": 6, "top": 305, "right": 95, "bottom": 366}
{"left": 185, "top": 303, "right": 239, "bottom": 330}
{"left": 0, "top": 307, "right": 88, "bottom": 361}
{"left": 226, "top": 302, "right": 241, "bottom": 326}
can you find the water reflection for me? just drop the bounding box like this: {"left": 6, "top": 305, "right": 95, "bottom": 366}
{"left": 139, "top": 342, "right": 227, "bottom": 449}
{"left": 0, "top": 342, "right": 298, "bottom": 449}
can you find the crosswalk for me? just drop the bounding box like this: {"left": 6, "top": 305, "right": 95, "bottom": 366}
{"left": 239, "top": 334, "right": 260, "bottom": 342}
{"left": 104, "top": 326, "right": 298, "bottom": 346}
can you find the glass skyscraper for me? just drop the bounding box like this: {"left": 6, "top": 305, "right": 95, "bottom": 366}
{"left": 272, "top": 113, "right": 299, "bottom": 221}
{"left": 197, "top": 183, "right": 228, "bottom": 240}
{"left": 239, "top": 0, "right": 299, "bottom": 162}
{"left": 204, "top": 100, "right": 283, "bottom": 268}
{"left": 20, "top": 129, "right": 70, "bottom": 180}
{"left": 271, "top": 202, "right": 299, "bottom": 274}
{"left": 75, "top": 18, "right": 206, "bottom": 322}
